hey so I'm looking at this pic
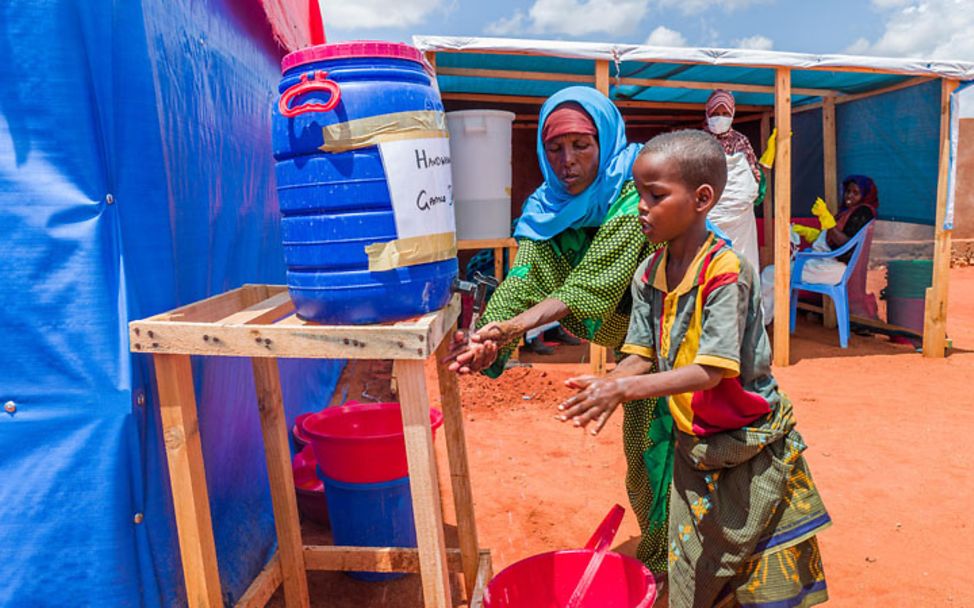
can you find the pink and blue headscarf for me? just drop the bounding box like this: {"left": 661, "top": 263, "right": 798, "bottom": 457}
{"left": 514, "top": 87, "right": 642, "bottom": 241}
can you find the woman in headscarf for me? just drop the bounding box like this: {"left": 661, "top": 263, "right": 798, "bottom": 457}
{"left": 447, "top": 86, "right": 672, "bottom": 573}
{"left": 761, "top": 175, "right": 880, "bottom": 322}
{"left": 704, "top": 89, "right": 763, "bottom": 278}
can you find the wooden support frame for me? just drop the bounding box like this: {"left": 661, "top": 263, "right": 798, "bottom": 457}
{"left": 457, "top": 238, "right": 519, "bottom": 283}
{"left": 923, "top": 78, "right": 959, "bottom": 358}
{"left": 759, "top": 112, "right": 773, "bottom": 269}
{"left": 442, "top": 92, "right": 764, "bottom": 113}
{"left": 773, "top": 68, "right": 793, "bottom": 367}
{"left": 821, "top": 96, "right": 839, "bottom": 329}
{"left": 589, "top": 59, "right": 612, "bottom": 375}
{"left": 133, "top": 288, "right": 491, "bottom": 608}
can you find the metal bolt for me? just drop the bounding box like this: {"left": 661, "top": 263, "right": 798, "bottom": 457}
{"left": 3, "top": 401, "right": 15, "bottom": 414}
{"left": 106, "top": 193, "right": 115, "bottom": 205}
{"left": 133, "top": 512, "right": 144, "bottom": 524}
{"left": 136, "top": 393, "right": 146, "bottom": 407}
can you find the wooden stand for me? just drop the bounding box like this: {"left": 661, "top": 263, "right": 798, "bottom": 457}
{"left": 130, "top": 285, "right": 491, "bottom": 608}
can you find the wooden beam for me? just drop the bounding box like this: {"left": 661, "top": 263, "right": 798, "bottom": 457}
{"left": 251, "top": 357, "right": 310, "bottom": 608}
{"left": 153, "top": 354, "right": 223, "bottom": 608}
{"left": 435, "top": 328, "right": 482, "bottom": 597}
{"left": 215, "top": 291, "right": 294, "bottom": 326}
{"left": 773, "top": 68, "right": 793, "bottom": 367}
{"left": 235, "top": 552, "right": 282, "bottom": 608}
{"left": 923, "top": 78, "right": 959, "bottom": 358}
{"left": 760, "top": 113, "right": 773, "bottom": 269}
{"left": 436, "top": 66, "right": 592, "bottom": 84}
{"left": 617, "top": 76, "right": 837, "bottom": 98}
{"left": 457, "top": 237, "right": 517, "bottom": 250}
{"left": 615, "top": 99, "right": 766, "bottom": 112}
{"left": 822, "top": 96, "right": 839, "bottom": 329}
{"left": 442, "top": 92, "right": 765, "bottom": 112}
{"left": 835, "top": 76, "right": 932, "bottom": 105}
{"left": 469, "top": 551, "right": 493, "bottom": 608}
{"left": 595, "top": 59, "right": 610, "bottom": 96}
{"left": 394, "top": 359, "right": 453, "bottom": 607}
{"left": 303, "top": 545, "right": 464, "bottom": 573}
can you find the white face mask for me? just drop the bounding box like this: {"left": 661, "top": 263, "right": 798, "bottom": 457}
{"left": 708, "top": 115, "right": 733, "bottom": 134}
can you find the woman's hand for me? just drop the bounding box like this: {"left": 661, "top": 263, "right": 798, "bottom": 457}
{"left": 444, "top": 330, "right": 500, "bottom": 375}
{"left": 556, "top": 375, "right": 630, "bottom": 435}
{"left": 470, "top": 320, "right": 521, "bottom": 346}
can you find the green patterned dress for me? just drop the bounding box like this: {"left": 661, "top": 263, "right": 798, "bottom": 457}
{"left": 477, "top": 180, "right": 672, "bottom": 573}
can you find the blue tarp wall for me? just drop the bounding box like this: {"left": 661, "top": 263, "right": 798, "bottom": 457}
{"left": 0, "top": 1, "right": 342, "bottom": 605}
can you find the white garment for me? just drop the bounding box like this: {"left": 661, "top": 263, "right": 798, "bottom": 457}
{"left": 760, "top": 230, "right": 847, "bottom": 324}
{"left": 708, "top": 152, "right": 761, "bottom": 280}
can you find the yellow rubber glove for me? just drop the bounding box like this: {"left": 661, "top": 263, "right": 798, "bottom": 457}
{"left": 810, "top": 197, "right": 837, "bottom": 230}
{"left": 791, "top": 223, "right": 822, "bottom": 243}
{"left": 758, "top": 128, "right": 777, "bottom": 169}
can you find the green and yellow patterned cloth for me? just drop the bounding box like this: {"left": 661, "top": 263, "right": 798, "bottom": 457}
{"left": 477, "top": 180, "right": 672, "bottom": 573}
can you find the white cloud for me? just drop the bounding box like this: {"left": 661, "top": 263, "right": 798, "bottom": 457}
{"left": 653, "top": 0, "right": 771, "bottom": 16}
{"left": 321, "top": 0, "right": 444, "bottom": 29}
{"left": 485, "top": 0, "right": 651, "bottom": 36}
{"left": 733, "top": 35, "right": 773, "bottom": 50}
{"left": 645, "top": 26, "right": 687, "bottom": 47}
{"left": 846, "top": 0, "right": 974, "bottom": 60}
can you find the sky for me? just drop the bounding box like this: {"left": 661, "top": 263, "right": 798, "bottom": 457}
{"left": 320, "top": 0, "right": 974, "bottom": 61}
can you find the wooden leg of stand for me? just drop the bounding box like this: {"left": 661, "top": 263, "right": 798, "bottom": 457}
{"left": 153, "top": 354, "right": 223, "bottom": 608}
{"left": 434, "top": 327, "right": 481, "bottom": 596}
{"left": 394, "top": 360, "right": 453, "bottom": 608}
{"left": 251, "top": 357, "right": 309, "bottom": 608}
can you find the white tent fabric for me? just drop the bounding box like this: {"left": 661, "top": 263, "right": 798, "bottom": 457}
{"left": 413, "top": 35, "right": 974, "bottom": 81}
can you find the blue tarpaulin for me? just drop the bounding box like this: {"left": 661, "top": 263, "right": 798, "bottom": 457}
{"left": 0, "top": 1, "right": 341, "bottom": 605}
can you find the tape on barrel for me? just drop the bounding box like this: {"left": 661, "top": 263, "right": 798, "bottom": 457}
{"left": 365, "top": 232, "right": 457, "bottom": 272}
{"left": 319, "top": 110, "right": 448, "bottom": 152}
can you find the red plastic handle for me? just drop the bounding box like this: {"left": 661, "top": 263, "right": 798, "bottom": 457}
{"left": 278, "top": 70, "right": 341, "bottom": 118}
{"left": 583, "top": 504, "right": 625, "bottom": 552}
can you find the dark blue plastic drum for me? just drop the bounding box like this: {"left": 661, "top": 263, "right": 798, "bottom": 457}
{"left": 273, "top": 41, "right": 457, "bottom": 324}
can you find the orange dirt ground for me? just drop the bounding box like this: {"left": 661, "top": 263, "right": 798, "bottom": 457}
{"left": 274, "top": 267, "right": 974, "bottom": 607}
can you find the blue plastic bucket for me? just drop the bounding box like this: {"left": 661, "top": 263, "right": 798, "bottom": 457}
{"left": 273, "top": 41, "right": 458, "bottom": 324}
{"left": 319, "top": 472, "right": 416, "bottom": 582}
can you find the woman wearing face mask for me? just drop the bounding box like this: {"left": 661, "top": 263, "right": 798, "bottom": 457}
{"left": 447, "top": 86, "right": 672, "bottom": 573}
{"left": 704, "top": 89, "right": 763, "bottom": 279}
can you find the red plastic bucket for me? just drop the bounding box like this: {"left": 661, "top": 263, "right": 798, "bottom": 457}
{"left": 302, "top": 402, "right": 444, "bottom": 483}
{"left": 291, "top": 445, "right": 329, "bottom": 526}
{"left": 484, "top": 505, "right": 656, "bottom": 608}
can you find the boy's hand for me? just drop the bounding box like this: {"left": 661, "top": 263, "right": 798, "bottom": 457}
{"left": 444, "top": 331, "right": 499, "bottom": 374}
{"left": 557, "top": 376, "right": 628, "bottom": 435}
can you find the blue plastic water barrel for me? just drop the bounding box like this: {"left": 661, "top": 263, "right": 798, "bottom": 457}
{"left": 319, "top": 472, "right": 416, "bottom": 582}
{"left": 273, "top": 41, "right": 458, "bottom": 324}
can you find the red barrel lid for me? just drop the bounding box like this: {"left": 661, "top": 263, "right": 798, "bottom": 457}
{"left": 282, "top": 40, "right": 425, "bottom": 73}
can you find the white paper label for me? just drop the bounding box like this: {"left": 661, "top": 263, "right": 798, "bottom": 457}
{"left": 378, "top": 137, "right": 456, "bottom": 239}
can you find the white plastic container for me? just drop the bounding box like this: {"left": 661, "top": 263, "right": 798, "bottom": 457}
{"left": 446, "top": 110, "right": 516, "bottom": 240}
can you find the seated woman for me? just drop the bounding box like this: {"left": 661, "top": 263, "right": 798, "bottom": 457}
{"left": 447, "top": 86, "right": 672, "bottom": 572}
{"left": 761, "top": 175, "right": 879, "bottom": 323}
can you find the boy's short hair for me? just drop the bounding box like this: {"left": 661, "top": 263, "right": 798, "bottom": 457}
{"left": 639, "top": 130, "right": 728, "bottom": 200}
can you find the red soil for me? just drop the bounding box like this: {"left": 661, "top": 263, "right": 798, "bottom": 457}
{"left": 275, "top": 267, "right": 974, "bottom": 607}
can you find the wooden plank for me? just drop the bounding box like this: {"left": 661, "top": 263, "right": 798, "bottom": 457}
{"left": 493, "top": 247, "right": 505, "bottom": 281}
{"left": 303, "top": 546, "right": 464, "bottom": 573}
{"left": 442, "top": 92, "right": 765, "bottom": 112}
{"left": 216, "top": 291, "right": 294, "bottom": 326}
{"left": 595, "top": 59, "right": 610, "bottom": 96}
{"left": 468, "top": 551, "right": 493, "bottom": 608}
{"left": 457, "top": 238, "right": 517, "bottom": 250}
{"left": 251, "top": 357, "right": 310, "bottom": 608}
{"left": 760, "top": 113, "right": 772, "bottom": 269}
{"left": 835, "top": 76, "right": 932, "bottom": 105}
{"left": 773, "top": 68, "right": 793, "bottom": 367}
{"left": 589, "top": 341, "right": 607, "bottom": 375}
{"left": 153, "top": 354, "right": 223, "bottom": 608}
{"left": 434, "top": 328, "right": 481, "bottom": 597}
{"left": 393, "top": 359, "right": 453, "bottom": 607}
{"left": 923, "top": 78, "right": 959, "bottom": 358}
{"left": 437, "top": 66, "right": 593, "bottom": 84}
{"left": 152, "top": 286, "right": 251, "bottom": 323}
{"left": 797, "top": 301, "right": 922, "bottom": 338}
{"left": 822, "top": 96, "right": 838, "bottom": 214}
{"left": 617, "top": 76, "right": 837, "bottom": 98}
{"left": 129, "top": 297, "right": 461, "bottom": 360}
{"left": 235, "top": 552, "right": 282, "bottom": 608}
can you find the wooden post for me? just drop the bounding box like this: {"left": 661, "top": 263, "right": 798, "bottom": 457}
{"left": 759, "top": 113, "right": 773, "bottom": 268}
{"left": 251, "top": 358, "right": 310, "bottom": 608}
{"left": 434, "top": 326, "right": 481, "bottom": 597}
{"left": 923, "top": 78, "right": 959, "bottom": 357}
{"left": 394, "top": 359, "right": 453, "bottom": 607}
{"left": 590, "top": 59, "right": 612, "bottom": 375}
{"left": 153, "top": 354, "right": 223, "bottom": 608}
{"left": 773, "top": 68, "right": 793, "bottom": 367}
{"left": 822, "top": 96, "right": 839, "bottom": 329}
